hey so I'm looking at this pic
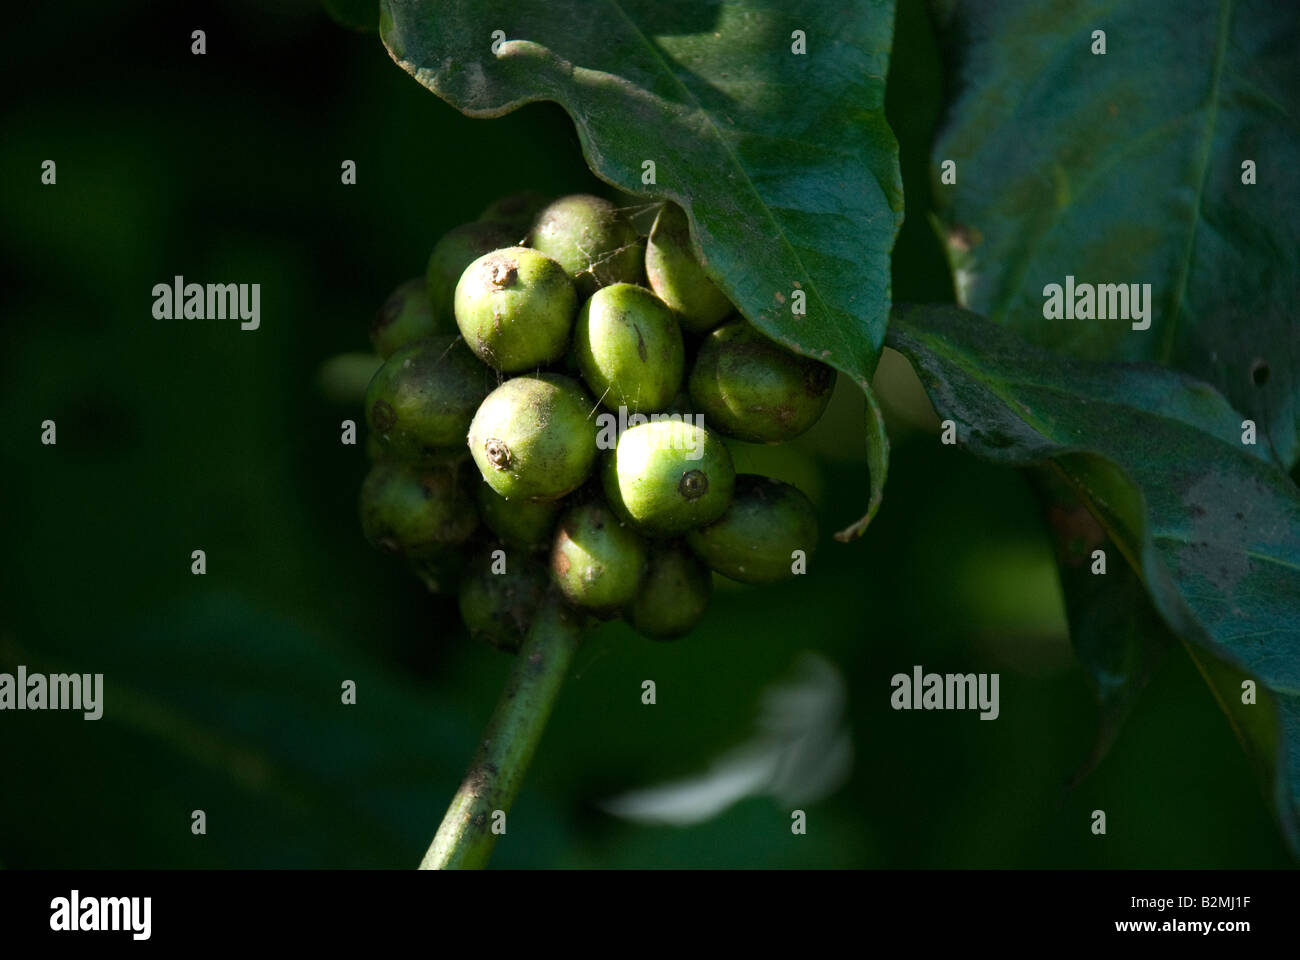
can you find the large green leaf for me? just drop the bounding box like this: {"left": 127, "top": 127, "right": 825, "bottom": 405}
{"left": 888, "top": 303, "right": 1300, "bottom": 856}
{"left": 929, "top": 0, "right": 1300, "bottom": 468}
{"left": 379, "top": 0, "right": 904, "bottom": 538}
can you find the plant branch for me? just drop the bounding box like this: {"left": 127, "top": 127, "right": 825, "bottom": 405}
{"left": 420, "top": 594, "right": 587, "bottom": 869}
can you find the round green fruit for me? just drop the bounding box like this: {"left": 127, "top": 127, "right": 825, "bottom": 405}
{"left": 688, "top": 319, "right": 837, "bottom": 443}
{"left": 602, "top": 419, "right": 735, "bottom": 537}
{"left": 686, "top": 474, "right": 818, "bottom": 583}
{"left": 365, "top": 335, "right": 494, "bottom": 461}
{"left": 426, "top": 220, "right": 519, "bottom": 329}
{"left": 528, "top": 194, "right": 644, "bottom": 297}
{"left": 574, "top": 282, "right": 684, "bottom": 414}
{"left": 359, "top": 460, "right": 478, "bottom": 558}
{"left": 645, "top": 202, "right": 734, "bottom": 334}
{"left": 454, "top": 246, "right": 576, "bottom": 372}
{"left": 468, "top": 374, "right": 598, "bottom": 501}
{"left": 477, "top": 191, "right": 550, "bottom": 234}
{"left": 476, "top": 482, "right": 560, "bottom": 550}
{"left": 625, "top": 542, "right": 712, "bottom": 639}
{"left": 371, "top": 277, "right": 452, "bottom": 360}
{"left": 550, "top": 500, "right": 647, "bottom": 614}
{"left": 458, "top": 547, "right": 549, "bottom": 652}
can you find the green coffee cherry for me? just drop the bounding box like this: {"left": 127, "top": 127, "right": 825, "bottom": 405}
{"left": 371, "top": 278, "right": 448, "bottom": 359}
{"left": 366, "top": 335, "right": 494, "bottom": 461}
{"left": 477, "top": 191, "right": 550, "bottom": 234}
{"left": 426, "top": 221, "right": 519, "bottom": 329}
{"left": 686, "top": 474, "right": 817, "bottom": 583}
{"left": 468, "top": 374, "right": 598, "bottom": 501}
{"left": 550, "top": 500, "right": 647, "bottom": 614}
{"left": 574, "top": 283, "right": 684, "bottom": 414}
{"left": 625, "top": 542, "right": 712, "bottom": 639}
{"left": 458, "top": 547, "right": 549, "bottom": 652}
{"left": 359, "top": 460, "right": 478, "bottom": 558}
{"left": 528, "top": 194, "right": 644, "bottom": 298}
{"left": 645, "top": 202, "right": 734, "bottom": 334}
{"left": 602, "top": 419, "right": 735, "bottom": 537}
{"left": 454, "top": 246, "right": 577, "bottom": 372}
{"left": 688, "top": 319, "right": 837, "bottom": 443}
{"left": 476, "top": 482, "right": 560, "bottom": 550}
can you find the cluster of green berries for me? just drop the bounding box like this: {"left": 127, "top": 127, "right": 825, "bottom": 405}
{"left": 358, "top": 191, "right": 834, "bottom": 649}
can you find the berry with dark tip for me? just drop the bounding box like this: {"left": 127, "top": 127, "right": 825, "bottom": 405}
{"left": 426, "top": 220, "right": 519, "bottom": 329}
{"left": 688, "top": 319, "right": 837, "bottom": 443}
{"left": 602, "top": 419, "right": 735, "bottom": 537}
{"left": 454, "top": 246, "right": 577, "bottom": 372}
{"left": 372, "top": 277, "right": 454, "bottom": 359}
{"left": 359, "top": 460, "right": 478, "bottom": 559}
{"left": 365, "top": 334, "right": 495, "bottom": 461}
{"left": 468, "top": 374, "right": 598, "bottom": 501}
{"left": 550, "top": 500, "right": 647, "bottom": 615}
{"left": 686, "top": 474, "right": 818, "bottom": 583}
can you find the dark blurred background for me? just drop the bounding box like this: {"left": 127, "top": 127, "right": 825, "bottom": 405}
{"left": 0, "top": 0, "right": 1290, "bottom": 868}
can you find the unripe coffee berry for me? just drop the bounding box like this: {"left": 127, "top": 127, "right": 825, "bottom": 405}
{"left": 454, "top": 246, "right": 576, "bottom": 372}
{"left": 458, "top": 547, "right": 549, "bottom": 652}
{"left": 686, "top": 474, "right": 818, "bottom": 583}
{"left": 528, "top": 194, "right": 644, "bottom": 298}
{"left": 574, "top": 282, "right": 685, "bottom": 414}
{"left": 550, "top": 500, "right": 648, "bottom": 615}
{"left": 372, "top": 277, "right": 454, "bottom": 359}
{"left": 689, "top": 319, "right": 837, "bottom": 443}
{"left": 645, "top": 202, "right": 734, "bottom": 334}
{"left": 476, "top": 482, "right": 561, "bottom": 550}
{"left": 366, "top": 334, "right": 495, "bottom": 461}
{"left": 625, "top": 542, "right": 712, "bottom": 639}
{"left": 602, "top": 419, "right": 735, "bottom": 537}
{"left": 359, "top": 460, "right": 478, "bottom": 558}
{"left": 426, "top": 221, "right": 519, "bottom": 330}
{"left": 468, "top": 374, "right": 598, "bottom": 501}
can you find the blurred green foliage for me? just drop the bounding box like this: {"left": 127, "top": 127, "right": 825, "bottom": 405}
{"left": 0, "top": 0, "right": 1289, "bottom": 867}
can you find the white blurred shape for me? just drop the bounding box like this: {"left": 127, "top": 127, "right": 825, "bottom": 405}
{"left": 600, "top": 652, "right": 853, "bottom": 825}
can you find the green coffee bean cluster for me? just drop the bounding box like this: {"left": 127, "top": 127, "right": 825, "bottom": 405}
{"left": 359, "top": 191, "right": 835, "bottom": 646}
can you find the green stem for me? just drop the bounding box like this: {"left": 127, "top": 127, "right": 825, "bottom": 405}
{"left": 420, "top": 596, "right": 587, "bottom": 870}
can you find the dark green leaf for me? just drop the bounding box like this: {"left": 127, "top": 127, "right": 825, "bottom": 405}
{"left": 888, "top": 303, "right": 1300, "bottom": 856}
{"left": 930, "top": 0, "right": 1300, "bottom": 468}
{"left": 379, "top": 0, "right": 904, "bottom": 537}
